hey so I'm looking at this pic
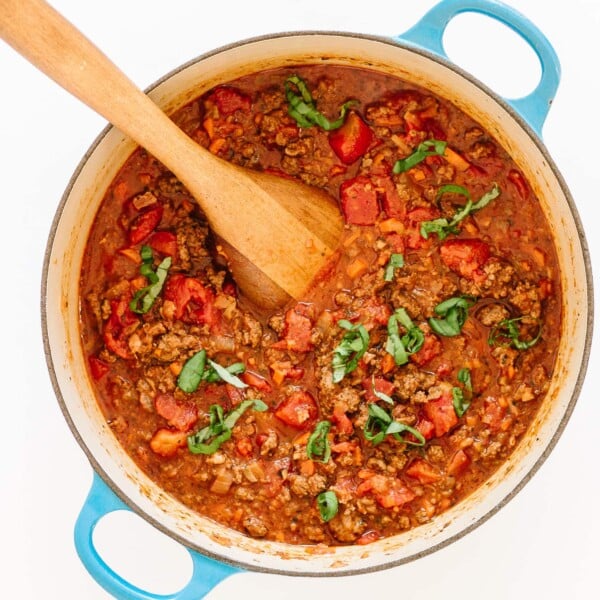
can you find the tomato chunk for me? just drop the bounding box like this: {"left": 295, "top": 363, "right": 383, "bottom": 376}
{"left": 272, "top": 303, "right": 314, "bottom": 352}
{"left": 447, "top": 449, "right": 471, "bottom": 477}
{"left": 410, "top": 334, "right": 442, "bottom": 367}
{"left": 424, "top": 392, "right": 458, "bottom": 437}
{"left": 340, "top": 176, "right": 379, "bottom": 225}
{"left": 208, "top": 86, "right": 251, "bottom": 115}
{"left": 155, "top": 393, "right": 198, "bottom": 432}
{"left": 164, "top": 274, "right": 219, "bottom": 327}
{"left": 362, "top": 377, "right": 394, "bottom": 403}
{"left": 149, "top": 428, "right": 188, "bottom": 457}
{"left": 329, "top": 111, "right": 374, "bottom": 165}
{"left": 128, "top": 204, "right": 163, "bottom": 245}
{"left": 88, "top": 355, "right": 110, "bottom": 380}
{"left": 332, "top": 402, "right": 354, "bottom": 435}
{"left": 405, "top": 459, "right": 442, "bottom": 484}
{"left": 274, "top": 390, "right": 318, "bottom": 429}
{"left": 148, "top": 230, "right": 178, "bottom": 257}
{"left": 103, "top": 297, "right": 138, "bottom": 359}
{"left": 440, "top": 238, "right": 490, "bottom": 281}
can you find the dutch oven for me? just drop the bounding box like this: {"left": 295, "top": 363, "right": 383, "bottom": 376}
{"left": 41, "top": 0, "right": 592, "bottom": 597}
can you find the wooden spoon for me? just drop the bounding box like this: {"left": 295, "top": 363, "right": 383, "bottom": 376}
{"left": 0, "top": 0, "right": 343, "bottom": 309}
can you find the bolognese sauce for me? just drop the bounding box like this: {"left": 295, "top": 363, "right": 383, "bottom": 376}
{"left": 80, "top": 65, "right": 560, "bottom": 545}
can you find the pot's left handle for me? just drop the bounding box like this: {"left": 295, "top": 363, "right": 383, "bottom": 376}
{"left": 396, "top": 0, "right": 561, "bottom": 136}
{"left": 74, "top": 472, "right": 241, "bottom": 599}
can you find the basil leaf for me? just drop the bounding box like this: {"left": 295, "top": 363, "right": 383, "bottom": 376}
{"left": 457, "top": 367, "right": 472, "bottom": 391}
{"left": 206, "top": 359, "right": 247, "bottom": 388}
{"left": 385, "top": 308, "right": 424, "bottom": 365}
{"left": 317, "top": 490, "right": 339, "bottom": 522}
{"left": 392, "top": 139, "right": 447, "bottom": 174}
{"left": 177, "top": 349, "right": 207, "bottom": 393}
{"left": 488, "top": 316, "right": 542, "bottom": 350}
{"left": 364, "top": 403, "right": 425, "bottom": 447}
{"left": 428, "top": 296, "right": 473, "bottom": 337}
{"left": 384, "top": 253, "right": 404, "bottom": 282}
{"left": 332, "top": 320, "right": 370, "bottom": 383}
{"left": 307, "top": 421, "right": 332, "bottom": 463}
{"left": 129, "top": 246, "right": 171, "bottom": 314}
{"left": 421, "top": 184, "right": 500, "bottom": 241}
{"left": 452, "top": 387, "right": 470, "bottom": 417}
{"left": 187, "top": 399, "right": 265, "bottom": 455}
{"left": 285, "top": 75, "right": 356, "bottom": 131}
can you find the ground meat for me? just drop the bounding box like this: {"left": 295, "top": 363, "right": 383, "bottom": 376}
{"left": 328, "top": 507, "right": 368, "bottom": 543}
{"left": 288, "top": 473, "right": 328, "bottom": 497}
{"left": 243, "top": 515, "right": 269, "bottom": 538}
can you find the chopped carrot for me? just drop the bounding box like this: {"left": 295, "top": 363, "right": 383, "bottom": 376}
{"left": 118, "top": 247, "right": 142, "bottom": 264}
{"left": 379, "top": 218, "right": 405, "bottom": 234}
{"left": 381, "top": 353, "right": 396, "bottom": 374}
{"left": 203, "top": 117, "right": 215, "bottom": 139}
{"left": 209, "top": 138, "right": 227, "bottom": 154}
{"left": 299, "top": 459, "right": 315, "bottom": 476}
{"left": 443, "top": 146, "right": 471, "bottom": 171}
{"left": 169, "top": 362, "right": 182, "bottom": 376}
{"left": 346, "top": 257, "right": 369, "bottom": 279}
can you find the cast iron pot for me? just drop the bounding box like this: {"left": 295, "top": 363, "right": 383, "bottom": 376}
{"left": 42, "top": 0, "right": 593, "bottom": 597}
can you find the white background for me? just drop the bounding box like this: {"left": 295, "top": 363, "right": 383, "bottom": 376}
{"left": 1, "top": 1, "right": 598, "bottom": 598}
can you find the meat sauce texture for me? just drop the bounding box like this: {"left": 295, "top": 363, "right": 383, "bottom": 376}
{"left": 80, "top": 65, "right": 561, "bottom": 546}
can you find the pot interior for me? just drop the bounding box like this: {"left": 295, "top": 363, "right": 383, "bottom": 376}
{"left": 43, "top": 32, "right": 591, "bottom": 575}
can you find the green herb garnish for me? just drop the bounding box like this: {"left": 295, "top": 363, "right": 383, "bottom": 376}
{"left": 392, "top": 139, "right": 447, "bottom": 174}
{"left": 307, "top": 421, "right": 332, "bottom": 463}
{"left": 363, "top": 403, "right": 425, "bottom": 447}
{"left": 129, "top": 245, "right": 171, "bottom": 314}
{"left": 371, "top": 375, "right": 394, "bottom": 405}
{"left": 187, "top": 399, "right": 267, "bottom": 455}
{"left": 452, "top": 367, "right": 473, "bottom": 417}
{"left": 285, "top": 75, "right": 355, "bottom": 131}
{"left": 317, "top": 490, "right": 339, "bottom": 522}
{"left": 332, "top": 320, "right": 370, "bottom": 383}
{"left": 488, "top": 316, "right": 542, "bottom": 350}
{"left": 384, "top": 253, "right": 404, "bottom": 282}
{"left": 385, "top": 308, "right": 425, "bottom": 366}
{"left": 178, "top": 349, "right": 247, "bottom": 393}
{"left": 428, "top": 296, "right": 474, "bottom": 337}
{"left": 420, "top": 184, "right": 500, "bottom": 240}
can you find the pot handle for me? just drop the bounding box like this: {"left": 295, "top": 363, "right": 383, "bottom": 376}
{"left": 74, "top": 472, "right": 241, "bottom": 599}
{"left": 396, "top": 0, "right": 560, "bottom": 135}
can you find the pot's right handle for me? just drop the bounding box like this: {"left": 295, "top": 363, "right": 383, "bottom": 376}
{"left": 397, "top": 0, "right": 560, "bottom": 136}
{"left": 74, "top": 472, "right": 241, "bottom": 599}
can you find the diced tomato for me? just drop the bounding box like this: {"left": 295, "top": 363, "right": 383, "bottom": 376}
{"left": 356, "top": 530, "right": 381, "bottom": 545}
{"left": 147, "top": 231, "right": 178, "bottom": 257}
{"left": 88, "top": 355, "right": 110, "bottom": 380}
{"left": 410, "top": 334, "right": 442, "bottom": 367}
{"left": 447, "top": 449, "right": 471, "bottom": 477}
{"left": 362, "top": 377, "right": 394, "bottom": 403}
{"left": 207, "top": 86, "right": 251, "bottom": 115}
{"left": 375, "top": 176, "right": 406, "bottom": 220}
{"left": 128, "top": 204, "right": 163, "bottom": 245}
{"left": 482, "top": 397, "right": 507, "bottom": 432}
{"left": 235, "top": 437, "right": 254, "bottom": 457}
{"left": 415, "top": 415, "right": 436, "bottom": 441}
{"left": 155, "top": 393, "right": 198, "bottom": 432}
{"left": 339, "top": 176, "right": 379, "bottom": 225}
{"left": 272, "top": 303, "right": 314, "bottom": 352}
{"left": 539, "top": 277, "right": 553, "bottom": 300}
{"left": 424, "top": 392, "right": 458, "bottom": 437}
{"left": 240, "top": 370, "right": 273, "bottom": 393}
{"left": 357, "top": 473, "right": 415, "bottom": 508}
{"left": 328, "top": 111, "right": 374, "bottom": 165}
{"left": 103, "top": 297, "right": 138, "bottom": 359}
{"left": 332, "top": 402, "right": 354, "bottom": 435}
{"left": 406, "top": 206, "right": 439, "bottom": 223}
{"left": 149, "top": 428, "right": 188, "bottom": 457}
{"left": 405, "top": 459, "right": 442, "bottom": 484}
{"left": 508, "top": 169, "right": 530, "bottom": 199}
{"left": 164, "top": 274, "right": 220, "bottom": 328}
{"left": 274, "top": 390, "right": 318, "bottom": 429}
{"left": 404, "top": 206, "right": 439, "bottom": 249}
{"left": 440, "top": 238, "right": 490, "bottom": 281}
{"left": 269, "top": 361, "right": 305, "bottom": 386}
{"left": 358, "top": 298, "right": 392, "bottom": 329}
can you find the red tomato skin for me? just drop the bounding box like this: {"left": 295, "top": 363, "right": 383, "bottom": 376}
{"left": 329, "top": 112, "right": 374, "bottom": 165}
{"left": 274, "top": 391, "right": 318, "bottom": 429}
{"left": 424, "top": 393, "right": 458, "bottom": 437}
{"left": 440, "top": 238, "right": 491, "bottom": 281}
{"left": 128, "top": 204, "right": 163, "bottom": 245}
{"left": 339, "top": 176, "right": 379, "bottom": 225}
{"left": 208, "top": 86, "right": 251, "bottom": 115}
{"left": 88, "top": 356, "right": 110, "bottom": 380}
{"left": 148, "top": 231, "right": 178, "bottom": 257}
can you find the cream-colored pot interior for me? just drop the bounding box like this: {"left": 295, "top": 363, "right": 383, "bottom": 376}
{"left": 43, "top": 33, "right": 591, "bottom": 575}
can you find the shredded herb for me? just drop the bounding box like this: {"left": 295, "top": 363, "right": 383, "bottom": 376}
{"left": 332, "top": 320, "right": 370, "bottom": 383}
{"left": 364, "top": 403, "right": 425, "bottom": 447}
{"left": 285, "top": 75, "right": 355, "bottom": 130}
{"left": 421, "top": 184, "right": 500, "bottom": 240}
{"left": 392, "top": 139, "right": 447, "bottom": 174}
{"left": 384, "top": 253, "right": 404, "bottom": 282}
{"left": 187, "top": 399, "right": 267, "bottom": 455}
{"left": 385, "top": 308, "right": 425, "bottom": 366}
{"left": 488, "top": 316, "right": 542, "bottom": 350}
{"left": 178, "top": 349, "right": 247, "bottom": 393}
{"left": 452, "top": 367, "right": 473, "bottom": 417}
{"left": 317, "top": 490, "right": 339, "bottom": 522}
{"left": 307, "top": 421, "right": 332, "bottom": 463}
{"left": 129, "top": 245, "right": 171, "bottom": 314}
{"left": 371, "top": 375, "right": 394, "bottom": 405}
{"left": 428, "top": 296, "right": 474, "bottom": 337}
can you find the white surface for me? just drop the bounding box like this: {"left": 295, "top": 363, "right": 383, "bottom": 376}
{"left": 1, "top": 1, "right": 598, "bottom": 598}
